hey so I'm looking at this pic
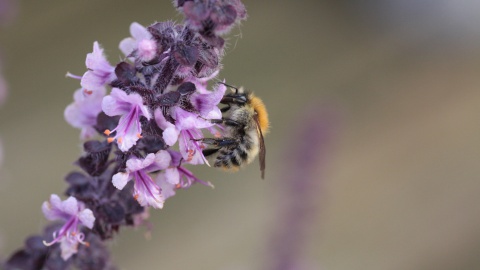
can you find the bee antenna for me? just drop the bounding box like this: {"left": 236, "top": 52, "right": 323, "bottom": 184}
{"left": 214, "top": 79, "right": 239, "bottom": 94}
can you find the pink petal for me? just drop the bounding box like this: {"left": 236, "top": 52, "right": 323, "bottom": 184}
{"left": 117, "top": 132, "right": 140, "bottom": 152}
{"left": 157, "top": 174, "right": 177, "bottom": 200}
{"left": 130, "top": 22, "right": 151, "bottom": 41}
{"left": 101, "top": 88, "right": 131, "bottom": 116}
{"left": 126, "top": 154, "right": 155, "bottom": 171}
{"left": 165, "top": 167, "right": 180, "bottom": 185}
{"left": 112, "top": 172, "right": 130, "bottom": 190}
{"left": 85, "top": 41, "right": 104, "bottom": 68}
{"left": 60, "top": 237, "right": 79, "bottom": 260}
{"left": 61, "top": 197, "right": 79, "bottom": 216}
{"left": 154, "top": 108, "right": 175, "bottom": 130}
{"left": 78, "top": 209, "right": 95, "bottom": 229}
{"left": 80, "top": 71, "right": 104, "bottom": 91}
{"left": 119, "top": 37, "right": 136, "bottom": 56}
{"left": 154, "top": 150, "right": 172, "bottom": 169}
{"left": 163, "top": 126, "right": 179, "bottom": 146}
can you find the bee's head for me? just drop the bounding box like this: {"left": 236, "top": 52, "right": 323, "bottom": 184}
{"left": 222, "top": 85, "right": 249, "bottom": 106}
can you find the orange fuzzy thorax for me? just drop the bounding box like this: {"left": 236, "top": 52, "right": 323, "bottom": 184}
{"left": 249, "top": 93, "right": 269, "bottom": 134}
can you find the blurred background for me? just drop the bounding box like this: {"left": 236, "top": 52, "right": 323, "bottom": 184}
{"left": 1, "top": 0, "right": 480, "bottom": 269}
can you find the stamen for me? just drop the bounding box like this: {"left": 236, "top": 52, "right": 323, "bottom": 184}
{"left": 104, "top": 129, "right": 111, "bottom": 135}
{"left": 175, "top": 184, "right": 182, "bottom": 189}
{"left": 117, "top": 137, "right": 123, "bottom": 144}
{"left": 207, "top": 182, "right": 215, "bottom": 189}
{"left": 42, "top": 232, "right": 60, "bottom": 246}
{"left": 107, "top": 137, "right": 114, "bottom": 143}
{"left": 65, "top": 72, "right": 82, "bottom": 80}
{"left": 137, "top": 133, "right": 143, "bottom": 138}
{"left": 83, "top": 89, "right": 93, "bottom": 95}
{"left": 43, "top": 240, "right": 57, "bottom": 246}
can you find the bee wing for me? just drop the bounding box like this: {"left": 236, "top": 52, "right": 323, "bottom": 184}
{"left": 254, "top": 114, "right": 266, "bottom": 179}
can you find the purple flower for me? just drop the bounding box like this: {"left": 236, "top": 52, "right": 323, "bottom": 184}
{"left": 176, "top": 108, "right": 213, "bottom": 164}
{"left": 64, "top": 87, "right": 106, "bottom": 139}
{"left": 42, "top": 194, "right": 95, "bottom": 261}
{"left": 156, "top": 150, "right": 213, "bottom": 200}
{"left": 112, "top": 151, "right": 171, "bottom": 208}
{"left": 81, "top": 42, "right": 116, "bottom": 91}
{"left": 119, "top": 22, "right": 157, "bottom": 62}
{"left": 102, "top": 88, "right": 151, "bottom": 152}
{"left": 154, "top": 82, "right": 224, "bottom": 163}
{"left": 190, "top": 81, "right": 226, "bottom": 116}
{"left": 155, "top": 107, "right": 209, "bottom": 164}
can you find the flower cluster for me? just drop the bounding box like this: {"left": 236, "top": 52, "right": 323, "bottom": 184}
{"left": 5, "top": 1, "right": 247, "bottom": 268}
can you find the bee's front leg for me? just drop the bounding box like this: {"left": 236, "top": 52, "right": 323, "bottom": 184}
{"left": 196, "top": 137, "right": 238, "bottom": 147}
{"left": 208, "top": 118, "right": 243, "bottom": 127}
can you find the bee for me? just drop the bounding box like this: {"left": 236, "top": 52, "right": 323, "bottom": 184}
{"left": 199, "top": 83, "right": 269, "bottom": 179}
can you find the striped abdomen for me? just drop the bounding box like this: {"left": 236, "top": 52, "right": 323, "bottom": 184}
{"left": 213, "top": 130, "right": 259, "bottom": 170}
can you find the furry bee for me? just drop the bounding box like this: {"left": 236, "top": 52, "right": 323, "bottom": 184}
{"left": 200, "top": 83, "right": 269, "bottom": 179}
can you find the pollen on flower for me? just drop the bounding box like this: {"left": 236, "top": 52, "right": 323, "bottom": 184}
{"left": 136, "top": 133, "right": 143, "bottom": 138}
{"left": 175, "top": 184, "right": 181, "bottom": 189}
{"left": 134, "top": 194, "right": 139, "bottom": 200}
{"left": 107, "top": 137, "right": 115, "bottom": 143}
{"left": 214, "top": 131, "right": 222, "bottom": 138}
{"left": 187, "top": 149, "right": 195, "bottom": 161}
{"left": 104, "top": 129, "right": 112, "bottom": 135}
{"left": 83, "top": 89, "right": 93, "bottom": 95}
{"left": 117, "top": 137, "right": 123, "bottom": 144}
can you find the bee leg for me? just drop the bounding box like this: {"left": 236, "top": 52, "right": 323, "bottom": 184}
{"left": 196, "top": 137, "right": 238, "bottom": 147}
{"left": 208, "top": 118, "right": 243, "bottom": 127}
{"left": 197, "top": 116, "right": 243, "bottom": 127}
{"left": 202, "top": 148, "right": 220, "bottom": 157}
{"left": 220, "top": 104, "right": 231, "bottom": 113}
{"left": 220, "top": 96, "right": 246, "bottom": 105}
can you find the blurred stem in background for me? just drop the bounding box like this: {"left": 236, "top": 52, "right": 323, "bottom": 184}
{"left": 0, "top": 0, "right": 18, "bottom": 166}
{"left": 267, "top": 107, "right": 338, "bottom": 270}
